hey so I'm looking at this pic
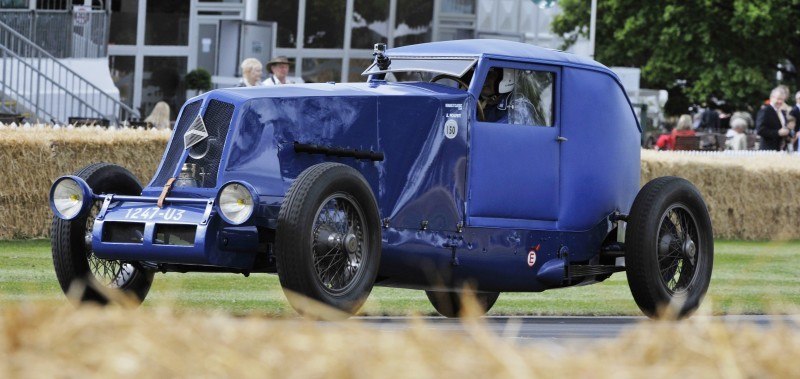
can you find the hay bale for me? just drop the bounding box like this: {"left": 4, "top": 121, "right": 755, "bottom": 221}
{"left": 2, "top": 126, "right": 799, "bottom": 241}
{"left": 0, "top": 129, "right": 169, "bottom": 239}
{"left": 0, "top": 305, "right": 798, "bottom": 378}
{"left": 642, "top": 151, "right": 800, "bottom": 240}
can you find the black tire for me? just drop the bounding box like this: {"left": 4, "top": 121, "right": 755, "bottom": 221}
{"left": 275, "top": 163, "right": 381, "bottom": 316}
{"left": 51, "top": 163, "right": 155, "bottom": 304}
{"left": 625, "top": 176, "right": 713, "bottom": 319}
{"left": 425, "top": 291, "right": 500, "bottom": 318}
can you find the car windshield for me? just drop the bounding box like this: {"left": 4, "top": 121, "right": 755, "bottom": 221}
{"left": 361, "top": 57, "right": 477, "bottom": 79}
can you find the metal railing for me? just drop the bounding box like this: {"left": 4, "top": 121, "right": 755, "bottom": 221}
{"left": 0, "top": 9, "right": 109, "bottom": 58}
{"left": 0, "top": 20, "right": 139, "bottom": 123}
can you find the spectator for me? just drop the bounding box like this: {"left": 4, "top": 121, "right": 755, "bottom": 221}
{"left": 699, "top": 102, "right": 720, "bottom": 131}
{"left": 790, "top": 91, "right": 800, "bottom": 150}
{"left": 784, "top": 115, "right": 797, "bottom": 152}
{"left": 237, "top": 58, "right": 264, "bottom": 87}
{"left": 656, "top": 114, "right": 696, "bottom": 150}
{"left": 263, "top": 56, "right": 304, "bottom": 85}
{"left": 756, "top": 87, "right": 790, "bottom": 151}
{"left": 144, "top": 101, "right": 171, "bottom": 130}
{"left": 725, "top": 117, "right": 748, "bottom": 150}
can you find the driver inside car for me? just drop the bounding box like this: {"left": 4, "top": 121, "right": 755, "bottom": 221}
{"left": 479, "top": 68, "right": 537, "bottom": 125}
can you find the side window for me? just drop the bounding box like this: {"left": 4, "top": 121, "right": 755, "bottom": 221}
{"left": 479, "top": 67, "right": 554, "bottom": 127}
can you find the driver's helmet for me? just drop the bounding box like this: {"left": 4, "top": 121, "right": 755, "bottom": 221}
{"left": 497, "top": 68, "right": 515, "bottom": 94}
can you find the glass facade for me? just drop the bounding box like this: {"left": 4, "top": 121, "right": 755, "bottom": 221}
{"left": 109, "top": 55, "right": 136, "bottom": 108}
{"left": 441, "top": 0, "right": 475, "bottom": 14}
{"left": 144, "top": 0, "right": 189, "bottom": 46}
{"left": 394, "top": 0, "right": 433, "bottom": 47}
{"left": 259, "top": 0, "right": 299, "bottom": 48}
{"left": 109, "top": 0, "right": 138, "bottom": 45}
{"left": 302, "top": 58, "right": 342, "bottom": 83}
{"left": 304, "top": 0, "right": 346, "bottom": 48}
{"left": 348, "top": 59, "right": 374, "bottom": 82}
{"left": 351, "top": 0, "right": 389, "bottom": 49}
{"left": 142, "top": 57, "right": 187, "bottom": 120}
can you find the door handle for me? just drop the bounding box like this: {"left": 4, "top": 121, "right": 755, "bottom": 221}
{"left": 556, "top": 136, "right": 568, "bottom": 142}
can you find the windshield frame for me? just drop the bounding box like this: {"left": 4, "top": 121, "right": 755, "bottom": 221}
{"left": 361, "top": 56, "right": 478, "bottom": 78}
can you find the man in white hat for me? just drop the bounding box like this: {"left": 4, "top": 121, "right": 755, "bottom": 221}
{"left": 263, "top": 56, "right": 304, "bottom": 85}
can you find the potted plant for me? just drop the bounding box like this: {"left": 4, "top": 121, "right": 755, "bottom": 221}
{"left": 185, "top": 68, "right": 212, "bottom": 97}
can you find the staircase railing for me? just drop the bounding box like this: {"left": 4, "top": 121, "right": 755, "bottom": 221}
{"left": 0, "top": 20, "right": 139, "bottom": 124}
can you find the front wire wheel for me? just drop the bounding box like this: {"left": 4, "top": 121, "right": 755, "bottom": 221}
{"left": 51, "top": 163, "right": 154, "bottom": 305}
{"left": 311, "top": 193, "right": 368, "bottom": 295}
{"left": 84, "top": 201, "right": 137, "bottom": 289}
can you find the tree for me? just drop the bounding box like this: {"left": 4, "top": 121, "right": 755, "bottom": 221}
{"left": 552, "top": 0, "right": 800, "bottom": 113}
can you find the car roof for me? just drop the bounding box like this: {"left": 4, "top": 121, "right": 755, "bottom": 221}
{"left": 387, "top": 39, "right": 612, "bottom": 75}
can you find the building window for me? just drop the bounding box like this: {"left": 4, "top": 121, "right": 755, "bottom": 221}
{"left": 441, "top": 0, "right": 475, "bottom": 14}
{"left": 144, "top": 0, "right": 189, "bottom": 46}
{"left": 259, "top": 0, "right": 299, "bottom": 48}
{"left": 304, "top": 0, "right": 346, "bottom": 48}
{"left": 348, "top": 58, "right": 374, "bottom": 82}
{"left": 302, "top": 58, "right": 342, "bottom": 83}
{"left": 142, "top": 57, "right": 186, "bottom": 120}
{"left": 109, "top": 55, "right": 135, "bottom": 108}
{"left": 394, "top": 0, "right": 433, "bottom": 47}
{"left": 109, "top": 0, "right": 138, "bottom": 45}
{"left": 351, "top": 0, "right": 389, "bottom": 49}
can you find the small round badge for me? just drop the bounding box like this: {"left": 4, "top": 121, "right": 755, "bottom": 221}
{"left": 444, "top": 119, "right": 458, "bottom": 139}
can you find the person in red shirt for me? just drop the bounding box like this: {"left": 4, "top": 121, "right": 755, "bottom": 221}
{"left": 656, "top": 114, "right": 696, "bottom": 150}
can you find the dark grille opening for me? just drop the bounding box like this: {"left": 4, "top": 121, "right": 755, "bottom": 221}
{"left": 186, "top": 99, "right": 235, "bottom": 188}
{"left": 102, "top": 222, "right": 145, "bottom": 244}
{"left": 151, "top": 100, "right": 203, "bottom": 187}
{"left": 154, "top": 224, "right": 197, "bottom": 246}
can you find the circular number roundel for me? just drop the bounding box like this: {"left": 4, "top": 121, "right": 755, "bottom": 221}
{"left": 444, "top": 119, "right": 458, "bottom": 139}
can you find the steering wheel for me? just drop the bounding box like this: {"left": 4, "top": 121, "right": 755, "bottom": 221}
{"left": 429, "top": 74, "right": 469, "bottom": 90}
{"left": 429, "top": 74, "right": 485, "bottom": 120}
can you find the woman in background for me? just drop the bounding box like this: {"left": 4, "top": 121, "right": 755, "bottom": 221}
{"left": 656, "top": 114, "right": 696, "bottom": 150}
{"left": 145, "top": 101, "right": 171, "bottom": 130}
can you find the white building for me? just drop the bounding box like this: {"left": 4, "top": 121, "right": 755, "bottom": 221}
{"left": 103, "top": 0, "right": 590, "bottom": 117}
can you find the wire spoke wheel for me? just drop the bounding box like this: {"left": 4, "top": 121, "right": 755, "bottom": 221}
{"left": 51, "top": 162, "right": 154, "bottom": 305}
{"left": 625, "top": 176, "right": 714, "bottom": 319}
{"left": 275, "top": 163, "right": 381, "bottom": 317}
{"left": 311, "top": 193, "right": 367, "bottom": 295}
{"left": 83, "top": 201, "right": 136, "bottom": 288}
{"left": 655, "top": 204, "right": 700, "bottom": 294}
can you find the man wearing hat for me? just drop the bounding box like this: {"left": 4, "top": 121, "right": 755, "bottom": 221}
{"left": 263, "top": 56, "right": 304, "bottom": 85}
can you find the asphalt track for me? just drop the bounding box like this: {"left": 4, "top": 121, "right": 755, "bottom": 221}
{"left": 354, "top": 315, "right": 799, "bottom": 344}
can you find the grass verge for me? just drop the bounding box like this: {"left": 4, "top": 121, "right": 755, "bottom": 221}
{"left": 1, "top": 239, "right": 798, "bottom": 316}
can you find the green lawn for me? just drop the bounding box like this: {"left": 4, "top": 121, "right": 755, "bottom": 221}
{"left": 1, "top": 239, "right": 798, "bottom": 316}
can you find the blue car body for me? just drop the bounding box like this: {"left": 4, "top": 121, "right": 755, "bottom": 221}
{"left": 92, "top": 40, "right": 640, "bottom": 292}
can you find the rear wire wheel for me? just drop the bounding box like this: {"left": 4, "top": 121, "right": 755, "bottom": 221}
{"left": 425, "top": 291, "right": 500, "bottom": 318}
{"left": 625, "top": 176, "right": 713, "bottom": 319}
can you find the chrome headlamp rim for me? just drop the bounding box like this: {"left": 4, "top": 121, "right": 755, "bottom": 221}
{"left": 49, "top": 176, "right": 95, "bottom": 221}
{"left": 216, "top": 180, "right": 259, "bottom": 225}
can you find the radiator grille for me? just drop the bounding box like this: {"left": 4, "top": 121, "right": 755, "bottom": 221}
{"left": 151, "top": 100, "right": 202, "bottom": 187}
{"left": 186, "top": 99, "right": 235, "bottom": 188}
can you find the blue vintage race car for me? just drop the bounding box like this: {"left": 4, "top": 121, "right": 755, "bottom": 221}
{"left": 50, "top": 40, "right": 713, "bottom": 318}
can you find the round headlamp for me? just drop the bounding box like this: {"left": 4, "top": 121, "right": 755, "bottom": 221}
{"left": 217, "top": 181, "right": 258, "bottom": 225}
{"left": 49, "top": 176, "right": 94, "bottom": 220}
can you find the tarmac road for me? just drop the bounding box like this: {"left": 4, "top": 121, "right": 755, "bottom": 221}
{"left": 354, "top": 315, "right": 799, "bottom": 344}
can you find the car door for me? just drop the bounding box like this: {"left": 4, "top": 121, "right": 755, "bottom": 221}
{"left": 467, "top": 60, "right": 561, "bottom": 229}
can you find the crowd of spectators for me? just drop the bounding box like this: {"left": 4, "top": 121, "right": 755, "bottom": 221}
{"left": 655, "top": 86, "right": 799, "bottom": 153}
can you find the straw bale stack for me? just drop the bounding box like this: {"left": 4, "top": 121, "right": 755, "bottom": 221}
{"left": 0, "top": 128, "right": 169, "bottom": 239}
{"left": 0, "top": 304, "right": 798, "bottom": 378}
{"left": 641, "top": 150, "right": 800, "bottom": 240}
{"left": 2, "top": 125, "right": 798, "bottom": 240}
